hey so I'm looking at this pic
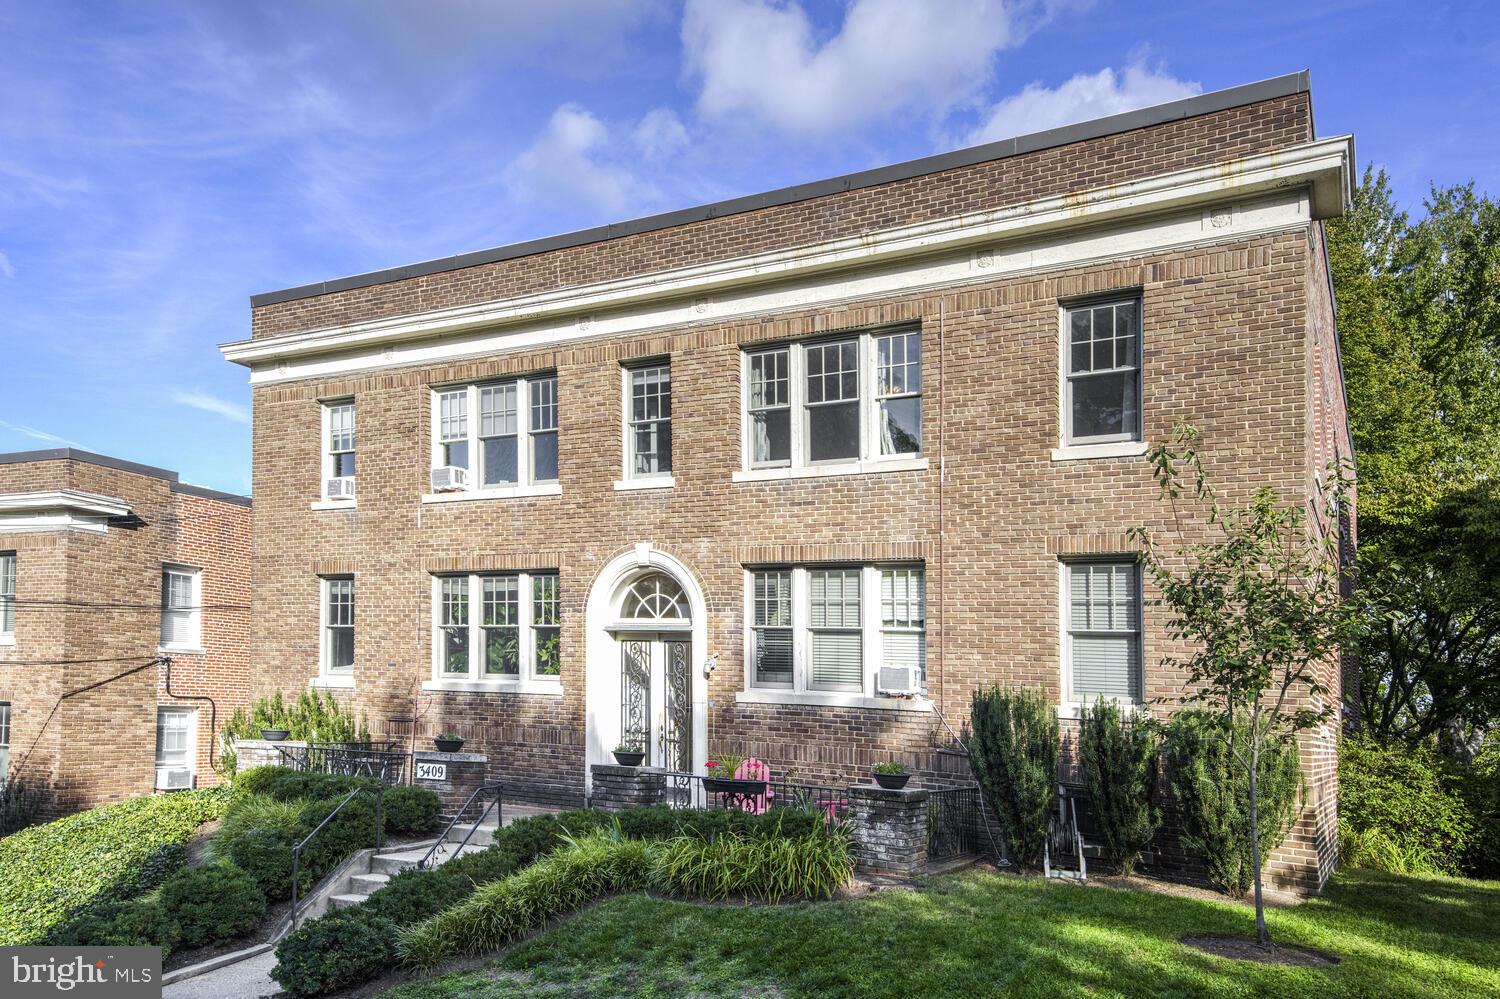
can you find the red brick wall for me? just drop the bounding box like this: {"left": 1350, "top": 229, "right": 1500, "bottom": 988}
{"left": 0, "top": 457, "right": 250, "bottom": 818}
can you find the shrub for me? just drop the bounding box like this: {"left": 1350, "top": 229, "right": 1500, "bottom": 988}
{"left": 216, "top": 794, "right": 305, "bottom": 901}
{"left": 0, "top": 777, "right": 43, "bottom": 837}
{"left": 232, "top": 766, "right": 376, "bottom": 803}
{"left": 968, "top": 686, "right": 1058, "bottom": 868}
{"left": 1078, "top": 698, "right": 1162, "bottom": 876}
{"left": 1163, "top": 711, "right": 1302, "bottom": 896}
{"left": 382, "top": 786, "right": 442, "bottom": 837}
{"left": 223, "top": 689, "right": 372, "bottom": 749}
{"left": 1459, "top": 736, "right": 1500, "bottom": 879}
{"left": 0, "top": 788, "right": 225, "bottom": 945}
{"left": 1338, "top": 737, "right": 1473, "bottom": 876}
{"left": 362, "top": 868, "right": 470, "bottom": 925}
{"left": 398, "top": 831, "right": 652, "bottom": 969}
{"left": 159, "top": 861, "right": 267, "bottom": 949}
{"left": 649, "top": 828, "right": 854, "bottom": 902}
{"left": 52, "top": 900, "right": 180, "bottom": 961}
{"left": 272, "top": 908, "right": 396, "bottom": 998}
{"left": 296, "top": 793, "right": 383, "bottom": 879}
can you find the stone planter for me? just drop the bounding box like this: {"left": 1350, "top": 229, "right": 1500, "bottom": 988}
{"left": 873, "top": 771, "right": 911, "bottom": 790}
{"left": 612, "top": 750, "right": 646, "bottom": 767}
{"left": 261, "top": 728, "right": 290, "bottom": 742}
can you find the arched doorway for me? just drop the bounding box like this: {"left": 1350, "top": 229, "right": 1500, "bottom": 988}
{"left": 584, "top": 546, "right": 708, "bottom": 793}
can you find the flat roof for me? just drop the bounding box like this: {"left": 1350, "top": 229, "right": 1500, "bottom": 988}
{"left": 252, "top": 71, "right": 1310, "bottom": 309}
{"left": 0, "top": 448, "right": 251, "bottom": 507}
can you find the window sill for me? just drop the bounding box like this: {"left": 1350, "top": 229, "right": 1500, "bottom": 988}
{"left": 310, "top": 674, "right": 356, "bottom": 689}
{"left": 422, "top": 483, "right": 562, "bottom": 504}
{"left": 1050, "top": 441, "right": 1148, "bottom": 462}
{"left": 735, "top": 689, "right": 932, "bottom": 713}
{"left": 1055, "top": 700, "right": 1144, "bottom": 721}
{"left": 422, "top": 678, "right": 564, "bottom": 697}
{"left": 0, "top": 634, "right": 14, "bottom": 647}
{"left": 732, "top": 456, "right": 928, "bottom": 483}
{"left": 310, "top": 499, "right": 357, "bottom": 511}
{"left": 158, "top": 646, "right": 206, "bottom": 656}
{"left": 613, "top": 476, "right": 675, "bottom": 491}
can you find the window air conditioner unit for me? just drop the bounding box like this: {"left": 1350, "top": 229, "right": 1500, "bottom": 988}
{"left": 877, "top": 666, "right": 923, "bottom": 696}
{"left": 430, "top": 466, "right": 469, "bottom": 492}
{"left": 324, "top": 476, "right": 356, "bottom": 500}
{"left": 155, "top": 767, "right": 194, "bottom": 791}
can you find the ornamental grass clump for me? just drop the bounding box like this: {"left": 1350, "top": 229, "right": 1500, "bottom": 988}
{"left": 648, "top": 827, "right": 854, "bottom": 902}
{"left": 397, "top": 830, "right": 652, "bottom": 969}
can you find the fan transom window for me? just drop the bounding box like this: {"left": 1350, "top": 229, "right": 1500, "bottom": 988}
{"left": 620, "top": 573, "right": 689, "bottom": 621}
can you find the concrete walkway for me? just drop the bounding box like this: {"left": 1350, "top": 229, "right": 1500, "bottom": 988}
{"left": 163, "top": 950, "right": 279, "bottom": 999}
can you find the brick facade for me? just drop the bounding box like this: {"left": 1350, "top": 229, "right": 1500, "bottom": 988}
{"left": 0, "top": 451, "right": 251, "bottom": 819}
{"left": 231, "top": 82, "right": 1354, "bottom": 893}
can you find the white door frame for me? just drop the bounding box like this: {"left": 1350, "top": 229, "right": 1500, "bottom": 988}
{"left": 584, "top": 545, "right": 708, "bottom": 796}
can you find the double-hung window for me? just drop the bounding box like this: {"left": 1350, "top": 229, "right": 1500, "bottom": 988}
{"left": 743, "top": 327, "right": 922, "bottom": 472}
{"left": 322, "top": 401, "right": 356, "bottom": 500}
{"left": 159, "top": 566, "right": 201, "bottom": 651}
{"left": 745, "top": 565, "right": 926, "bottom": 698}
{"left": 433, "top": 571, "right": 561, "bottom": 684}
{"left": 1065, "top": 561, "right": 1142, "bottom": 703}
{"left": 432, "top": 376, "right": 559, "bottom": 493}
{"left": 1064, "top": 299, "right": 1141, "bottom": 445}
{"left": 155, "top": 707, "right": 195, "bottom": 780}
{"left": 0, "top": 552, "right": 13, "bottom": 643}
{"left": 322, "top": 576, "right": 355, "bottom": 676}
{"left": 0, "top": 702, "right": 10, "bottom": 789}
{"left": 624, "top": 363, "right": 672, "bottom": 479}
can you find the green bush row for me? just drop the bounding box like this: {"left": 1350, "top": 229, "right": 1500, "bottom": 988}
{"left": 0, "top": 788, "right": 227, "bottom": 945}
{"left": 272, "top": 803, "right": 831, "bottom": 997}
{"left": 1338, "top": 737, "right": 1476, "bottom": 876}
{"left": 51, "top": 861, "right": 266, "bottom": 960}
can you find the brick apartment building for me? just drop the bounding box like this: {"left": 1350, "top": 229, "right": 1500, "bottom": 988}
{"left": 0, "top": 449, "right": 251, "bottom": 818}
{"left": 222, "top": 72, "right": 1355, "bottom": 892}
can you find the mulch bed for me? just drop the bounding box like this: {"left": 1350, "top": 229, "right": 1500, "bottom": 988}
{"left": 1180, "top": 934, "right": 1339, "bottom": 967}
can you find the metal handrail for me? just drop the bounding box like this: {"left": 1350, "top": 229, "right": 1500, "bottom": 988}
{"left": 417, "top": 783, "right": 503, "bottom": 870}
{"left": 290, "top": 785, "right": 385, "bottom": 930}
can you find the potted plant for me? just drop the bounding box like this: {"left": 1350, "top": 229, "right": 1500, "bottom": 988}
{"left": 872, "top": 760, "right": 911, "bottom": 790}
{"left": 433, "top": 732, "right": 465, "bottom": 753}
{"left": 703, "top": 753, "right": 771, "bottom": 810}
{"left": 612, "top": 742, "right": 646, "bottom": 767}
{"left": 260, "top": 726, "right": 290, "bottom": 742}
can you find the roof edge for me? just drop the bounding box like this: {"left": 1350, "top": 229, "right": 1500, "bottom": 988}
{"left": 251, "top": 71, "right": 1310, "bottom": 309}
{"left": 0, "top": 448, "right": 252, "bottom": 507}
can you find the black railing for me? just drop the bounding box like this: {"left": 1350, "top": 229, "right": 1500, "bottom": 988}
{"left": 418, "top": 783, "right": 504, "bottom": 870}
{"left": 926, "top": 785, "right": 987, "bottom": 862}
{"left": 662, "top": 771, "right": 849, "bottom": 823}
{"left": 276, "top": 740, "right": 408, "bottom": 785}
{"left": 290, "top": 785, "right": 384, "bottom": 930}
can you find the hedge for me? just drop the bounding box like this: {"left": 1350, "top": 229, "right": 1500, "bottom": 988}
{"left": 231, "top": 766, "right": 378, "bottom": 803}
{"left": 50, "top": 899, "right": 180, "bottom": 961}
{"left": 159, "top": 861, "right": 267, "bottom": 949}
{"left": 1339, "top": 737, "right": 1474, "bottom": 875}
{"left": 272, "top": 908, "right": 397, "bottom": 998}
{"left": 0, "top": 788, "right": 225, "bottom": 945}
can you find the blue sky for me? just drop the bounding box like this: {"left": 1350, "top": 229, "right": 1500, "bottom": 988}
{"left": 1, "top": 0, "right": 1495, "bottom": 495}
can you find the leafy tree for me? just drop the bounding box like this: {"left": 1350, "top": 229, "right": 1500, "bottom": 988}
{"left": 1329, "top": 171, "right": 1500, "bottom": 753}
{"left": 1132, "top": 423, "right": 1356, "bottom": 947}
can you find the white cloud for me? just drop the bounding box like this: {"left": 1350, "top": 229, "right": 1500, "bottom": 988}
{"left": 0, "top": 419, "right": 85, "bottom": 449}
{"left": 682, "top": 0, "right": 1039, "bottom": 134}
{"left": 964, "top": 62, "right": 1201, "bottom": 146}
{"left": 632, "top": 108, "right": 690, "bottom": 161}
{"left": 505, "top": 105, "right": 658, "bottom": 217}
{"left": 0, "top": 251, "right": 13, "bottom": 279}
{"left": 172, "top": 390, "right": 249, "bottom": 424}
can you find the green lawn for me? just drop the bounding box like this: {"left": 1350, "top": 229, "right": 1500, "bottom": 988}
{"left": 379, "top": 868, "right": 1499, "bottom": 999}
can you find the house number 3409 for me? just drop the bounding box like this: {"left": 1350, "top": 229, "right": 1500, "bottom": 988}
{"left": 416, "top": 762, "right": 447, "bottom": 781}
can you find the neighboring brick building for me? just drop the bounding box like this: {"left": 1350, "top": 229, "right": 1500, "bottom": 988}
{"left": 0, "top": 449, "right": 251, "bottom": 819}
{"left": 222, "top": 73, "right": 1355, "bottom": 892}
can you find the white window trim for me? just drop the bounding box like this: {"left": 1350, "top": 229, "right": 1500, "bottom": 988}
{"left": 739, "top": 328, "right": 923, "bottom": 479}
{"left": 621, "top": 362, "right": 673, "bottom": 484}
{"left": 319, "top": 399, "right": 356, "bottom": 506}
{"left": 429, "top": 376, "right": 559, "bottom": 498}
{"left": 738, "top": 564, "right": 929, "bottom": 706}
{"left": 320, "top": 575, "right": 355, "bottom": 679}
{"left": 1058, "top": 297, "right": 1144, "bottom": 450}
{"left": 1057, "top": 559, "right": 1144, "bottom": 718}
{"left": 428, "top": 571, "right": 562, "bottom": 691}
{"left": 158, "top": 565, "right": 203, "bottom": 653}
{"left": 155, "top": 706, "right": 197, "bottom": 776}
{"left": 0, "top": 551, "right": 14, "bottom": 645}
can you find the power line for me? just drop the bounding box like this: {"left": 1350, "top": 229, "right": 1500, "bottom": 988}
{"left": 0, "top": 653, "right": 163, "bottom": 667}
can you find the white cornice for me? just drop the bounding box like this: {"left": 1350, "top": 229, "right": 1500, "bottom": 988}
{"left": 224, "top": 136, "right": 1353, "bottom": 384}
{"left": 0, "top": 490, "right": 133, "bottom": 534}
